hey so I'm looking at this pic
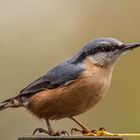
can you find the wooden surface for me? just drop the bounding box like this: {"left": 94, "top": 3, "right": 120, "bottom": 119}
{"left": 18, "top": 136, "right": 124, "bottom": 140}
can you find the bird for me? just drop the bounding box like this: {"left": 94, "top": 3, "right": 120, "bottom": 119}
{"left": 0, "top": 37, "right": 140, "bottom": 136}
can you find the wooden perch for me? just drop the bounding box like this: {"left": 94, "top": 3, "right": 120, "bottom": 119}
{"left": 18, "top": 136, "right": 124, "bottom": 140}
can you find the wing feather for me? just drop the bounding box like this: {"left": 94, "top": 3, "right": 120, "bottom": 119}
{"left": 19, "top": 61, "right": 84, "bottom": 97}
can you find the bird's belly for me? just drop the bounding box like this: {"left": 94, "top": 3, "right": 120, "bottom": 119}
{"left": 28, "top": 76, "right": 110, "bottom": 120}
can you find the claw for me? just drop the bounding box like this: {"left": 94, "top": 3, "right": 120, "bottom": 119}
{"left": 71, "top": 127, "right": 83, "bottom": 134}
{"left": 54, "top": 130, "right": 69, "bottom": 136}
{"left": 33, "top": 128, "right": 69, "bottom": 136}
{"left": 71, "top": 127, "right": 118, "bottom": 136}
{"left": 60, "top": 130, "right": 69, "bottom": 136}
{"left": 71, "top": 127, "right": 97, "bottom": 136}
{"left": 84, "top": 130, "right": 97, "bottom": 136}
{"left": 33, "top": 128, "right": 48, "bottom": 135}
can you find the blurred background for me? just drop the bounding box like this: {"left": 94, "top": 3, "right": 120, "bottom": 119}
{"left": 0, "top": 0, "right": 140, "bottom": 140}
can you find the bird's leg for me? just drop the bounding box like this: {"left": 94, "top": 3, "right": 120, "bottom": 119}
{"left": 33, "top": 119, "right": 69, "bottom": 136}
{"left": 33, "top": 119, "right": 52, "bottom": 135}
{"left": 70, "top": 117, "right": 118, "bottom": 136}
{"left": 70, "top": 117, "right": 96, "bottom": 136}
{"left": 70, "top": 117, "right": 90, "bottom": 133}
{"left": 45, "top": 119, "right": 55, "bottom": 136}
{"left": 45, "top": 119, "right": 69, "bottom": 136}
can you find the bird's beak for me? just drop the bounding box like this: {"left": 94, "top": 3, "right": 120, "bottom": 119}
{"left": 121, "top": 43, "right": 140, "bottom": 52}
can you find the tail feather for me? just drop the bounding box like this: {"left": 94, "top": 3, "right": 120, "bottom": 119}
{"left": 0, "top": 97, "right": 18, "bottom": 111}
{"left": 0, "top": 101, "right": 9, "bottom": 111}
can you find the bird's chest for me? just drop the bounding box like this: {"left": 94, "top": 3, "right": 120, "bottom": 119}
{"left": 75, "top": 63, "right": 112, "bottom": 111}
{"left": 83, "top": 79, "right": 107, "bottom": 98}
{"left": 77, "top": 74, "right": 111, "bottom": 106}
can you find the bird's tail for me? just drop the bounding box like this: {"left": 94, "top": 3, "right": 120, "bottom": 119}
{"left": 0, "top": 97, "right": 21, "bottom": 111}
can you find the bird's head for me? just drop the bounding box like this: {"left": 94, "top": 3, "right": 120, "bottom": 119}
{"left": 73, "top": 38, "right": 140, "bottom": 67}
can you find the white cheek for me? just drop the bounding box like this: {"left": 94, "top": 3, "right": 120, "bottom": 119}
{"left": 91, "top": 52, "right": 120, "bottom": 66}
{"left": 92, "top": 52, "right": 109, "bottom": 64}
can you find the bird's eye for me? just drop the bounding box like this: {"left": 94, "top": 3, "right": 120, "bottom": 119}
{"left": 104, "top": 46, "right": 110, "bottom": 51}
{"left": 102, "top": 45, "right": 111, "bottom": 52}
{"left": 100, "top": 43, "right": 116, "bottom": 52}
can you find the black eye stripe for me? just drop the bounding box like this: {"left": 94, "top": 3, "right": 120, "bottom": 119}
{"left": 103, "top": 46, "right": 110, "bottom": 51}
{"left": 100, "top": 44, "right": 117, "bottom": 52}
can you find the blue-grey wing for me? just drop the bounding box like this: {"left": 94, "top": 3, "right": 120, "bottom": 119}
{"left": 19, "top": 61, "right": 84, "bottom": 97}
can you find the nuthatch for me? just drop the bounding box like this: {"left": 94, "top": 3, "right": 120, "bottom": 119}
{"left": 0, "top": 38, "right": 140, "bottom": 136}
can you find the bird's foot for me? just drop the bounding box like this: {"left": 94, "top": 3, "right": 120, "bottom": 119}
{"left": 33, "top": 128, "right": 69, "bottom": 136}
{"left": 71, "top": 127, "right": 96, "bottom": 136}
{"left": 71, "top": 127, "right": 118, "bottom": 136}
{"left": 33, "top": 128, "right": 48, "bottom": 135}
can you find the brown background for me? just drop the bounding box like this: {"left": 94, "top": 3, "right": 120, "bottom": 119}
{"left": 0, "top": 0, "right": 140, "bottom": 140}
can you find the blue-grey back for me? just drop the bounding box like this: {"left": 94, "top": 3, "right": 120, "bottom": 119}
{"left": 19, "top": 59, "right": 85, "bottom": 97}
